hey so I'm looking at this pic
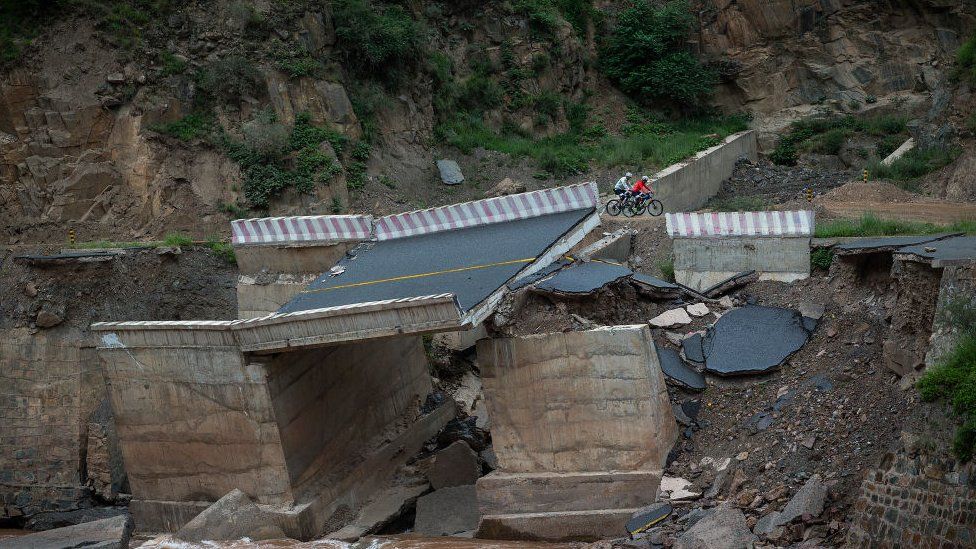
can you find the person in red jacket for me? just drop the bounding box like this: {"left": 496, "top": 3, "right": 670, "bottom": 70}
{"left": 630, "top": 176, "right": 654, "bottom": 202}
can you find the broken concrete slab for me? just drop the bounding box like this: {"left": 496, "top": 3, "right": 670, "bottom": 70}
{"left": 534, "top": 260, "right": 633, "bottom": 294}
{"left": 627, "top": 502, "right": 673, "bottom": 536}
{"left": 437, "top": 159, "right": 464, "bottom": 185}
{"left": 660, "top": 476, "right": 701, "bottom": 501}
{"left": 895, "top": 235, "right": 976, "bottom": 266}
{"left": 657, "top": 347, "right": 706, "bottom": 391}
{"left": 2, "top": 514, "right": 132, "bottom": 549}
{"left": 703, "top": 305, "right": 811, "bottom": 376}
{"left": 327, "top": 482, "right": 429, "bottom": 541}
{"left": 631, "top": 272, "right": 680, "bottom": 290}
{"left": 176, "top": 489, "right": 287, "bottom": 541}
{"left": 650, "top": 308, "right": 693, "bottom": 328}
{"left": 508, "top": 258, "right": 571, "bottom": 290}
{"left": 576, "top": 229, "right": 636, "bottom": 263}
{"left": 798, "top": 301, "right": 825, "bottom": 321}
{"left": 413, "top": 485, "right": 480, "bottom": 536}
{"left": 429, "top": 440, "right": 481, "bottom": 489}
{"left": 686, "top": 303, "right": 709, "bottom": 317}
{"left": 674, "top": 504, "right": 757, "bottom": 549}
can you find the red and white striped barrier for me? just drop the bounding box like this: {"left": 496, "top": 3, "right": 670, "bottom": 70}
{"left": 374, "top": 182, "right": 599, "bottom": 241}
{"left": 665, "top": 211, "right": 815, "bottom": 238}
{"left": 231, "top": 215, "right": 373, "bottom": 245}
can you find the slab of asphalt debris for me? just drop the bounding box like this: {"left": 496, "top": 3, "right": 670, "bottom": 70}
{"left": 657, "top": 347, "right": 706, "bottom": 391}
{"left": 699, "top": 305, "right": 812, "bottom": 376}
{"left": 508, "top": 259, "right": 571, "bottom": 290}
{"left": 682, "top": 333, "right": 706, "bottom": 364}
{"left": 626, "top": 502, "right": 673, "bottom": 536}
{"left": 534, "top": 260, "right": 633, "bottom": 294}
{"left": 833, "top": 233, "right": 960, "bottom": 255}
{"left": 895, "top": 235, "right": 976, "bottom": 266}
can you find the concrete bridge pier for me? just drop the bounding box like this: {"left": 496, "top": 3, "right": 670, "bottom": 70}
{"left": 474, "top": 325, "right": 677, "bottom": 541}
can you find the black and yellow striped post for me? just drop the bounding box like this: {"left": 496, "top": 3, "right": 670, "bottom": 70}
{"left": 863, "top": 169, "right": 869, "bottom": 183}
{"left": 68, "top": 229, "right": 76, "bottom": 246}
{"left": 805, "top": 187, "right": 813, "bottom": 203}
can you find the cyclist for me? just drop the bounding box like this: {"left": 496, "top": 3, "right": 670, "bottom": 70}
{"left": 613, "top": 172, "right": 633, "bottom": 197}
{"left": 630, "top": 176, "right": 654, "bottom": 205}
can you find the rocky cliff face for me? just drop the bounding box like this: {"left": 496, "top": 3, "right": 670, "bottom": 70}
{"left": 699, "top": 0, "right": 973, "bottom": 113}
{"left": 0, "top": 0, "right": 973, "bottom": 244}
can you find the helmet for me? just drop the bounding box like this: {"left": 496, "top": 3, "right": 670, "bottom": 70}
{"left": 641, "top": 175, "right": 649, "bottom": 182}
{"left": 625, "top": 172, "right": 633, "bottom": 178}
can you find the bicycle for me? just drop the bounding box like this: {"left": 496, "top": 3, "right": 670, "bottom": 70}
{"left": 605, "top": 192, "right": 664, "bottom": 217}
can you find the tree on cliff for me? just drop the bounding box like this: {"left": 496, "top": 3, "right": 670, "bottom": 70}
{"left": 600, "top": 0, "right": 716, "bottom": 109}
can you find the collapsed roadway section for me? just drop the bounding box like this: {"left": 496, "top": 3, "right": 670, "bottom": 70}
{"left": 89, "top": 183, "right": 600, "bottom": 540}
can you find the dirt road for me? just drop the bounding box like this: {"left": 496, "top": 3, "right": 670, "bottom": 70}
{"left": 819, "top": 200, "right": 976, "bottom": 224}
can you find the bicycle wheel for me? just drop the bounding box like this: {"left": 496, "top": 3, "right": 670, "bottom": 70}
{"left": 646, "top": 199, "right": 664, "bottom": 216}
{"left": 606, "top": 199, "right": 622, "bottom": 216}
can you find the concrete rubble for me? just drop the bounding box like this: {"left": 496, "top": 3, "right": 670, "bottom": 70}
{"left": 650, "top": 307, "right": 693, "bottom": 328}
{"left": 1, "top": 515, "right": 132, "bottom": 549}
{"left": 175, "top": 489, "right": 287, "bottom": 542}
{"left": 428, "top": 441, "right": 481, "bottom": 489}
{"left": 673, "top": 504, "right": 757, "bottom": 549}
{"left": 436, "top": 159, "right": 464, "bottom": 185}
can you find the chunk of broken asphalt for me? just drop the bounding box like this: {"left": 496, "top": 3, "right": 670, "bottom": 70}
{"left": 703, "top": 305, "right": 811, "bottom": 376}
{"left": 650, "top": 307, "right": 693, "bottom": 328}
{"left": 682, "top": 333, "right": 706, "bottom": 364}
{"left": 627, "top": 502, "right": 673, "bottom": 536}
{"left": 534, "top": 260, "right": 632, "bottom": 294}
{"left": 657, "top": 347, "right": 706, "bottom": 391}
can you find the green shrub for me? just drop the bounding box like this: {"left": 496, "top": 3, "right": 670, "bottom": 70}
{"left": 276, "top": 53, "right": 322, "bottom": 78}
{"left": 954, "top": 34, "right": 976, "bottom": 84}
{"left": 657, "top": 259, "right": 675, "bottom": 282}
{"left": 224, "top": 113, "right": 347, "bottom": 208}
{"left": 870, "top": 146, "right": 961, "bottom": 182}
{"left": 333, "top": 0, "right": 425, "bottom": 87}
{"left": 810, "top": 248, "right": 834, "bottom": 270}
{"left": 531, "top": 52, "right": 550, "bottom": 74}
{"left": 918, "top": 296, "right": 976, "bottom": 461}
{"left": 532, "top": 91, "right": 562, "bottom": 121}
{"left": 876, "top": 134, "right": 905, "bottom": 159}
{"left": 600, "top": 1, "right": 715, "bottom": 107}
{"left": 160, "top": 51, "right": 187, "bottom": 76}
{"left": 195, "top": 56, "right": 263, "bottom": 108}
{"left": 769, "top": 140, "right": 798, "bottom": 166}
{"left": 218, "top": 201, "right": 248, "bottom": 219}
{"left": 151, "top": 113, "right": 213, "bottom": 141}
{"left": 205, "top": 237, "right": 236, "bottom": 263}
{"left": 0, "top": 1, "right": 62, "bottom": 65}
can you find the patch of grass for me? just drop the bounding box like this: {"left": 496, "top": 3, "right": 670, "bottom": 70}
{"left": 810, "top": 247, "right": 834, "bottom": 270}
{"left": 707, "top": 196, "right": 769, "bottom": 212}
{"left": 275, "top": 51, "right": 323, "bottom": 78}
{"left": 770, "top": 113, "right": 909, "bottom": 166}
{"left": 868, "top": 146, "right": 961, "bottom": 183}
{"left": 150, "top": 113, "right": 214, "bottom": 141}
{"left": 657, "top": 258, "right": 676, "bottom": 283}
{"left": 163, "top": 233, "right": 193, "bottom": 247}
{"left": 331, "top": 197, "right": 344, "bottom": 214}
{"left": 205, "top": 237, "right": 236, "bottom": 263}
{"left": 218, "top": 201, "right": 248, "bottom": 219}
{"left": 918, "top": 298, "right": 976, "bottom": 461}
{"left": 814, "top": 212, "right": 976, "bottom": 238}
{"left": 436, "top": 112, "right": 747, "bottom": 178}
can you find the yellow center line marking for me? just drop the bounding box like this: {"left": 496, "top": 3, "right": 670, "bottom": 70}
{"left": 302, "top": 257, "right": 538, "bottom": 294}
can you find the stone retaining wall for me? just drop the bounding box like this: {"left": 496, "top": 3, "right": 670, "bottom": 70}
{"left": 653, "top": 130, "right": 757, "bottom": 212}
{"left": 847, "top": 448, "right": 976, "bottom": 547}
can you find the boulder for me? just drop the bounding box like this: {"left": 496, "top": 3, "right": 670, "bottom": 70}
{"left": 175, "top": 489, "right": 287, "bottom": 541}
{"left": 485, "top": 177, "right": 526, "bottom": 197}
{"left": 437, "top": 159, "right": 464, "bottom": 185}
{"left": 674, "top": 504, "right": 757, "bottom": 549}
{"left": 429, "top": 440, "right": 481, "bottom": 489}
{"left": 5, "top": 514, "right": 132, "bottom": 549}
{"left": 649, "top": 308, "right": 692, "bottom": 328}
{"left": 35, "top": 304, "right": 65, "bottom": 328}
{"left": 754, "top": 474, "right": 826, "bottom": 535}
{"left": 413, "top": 485, "right": 480, "bottom": 536}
